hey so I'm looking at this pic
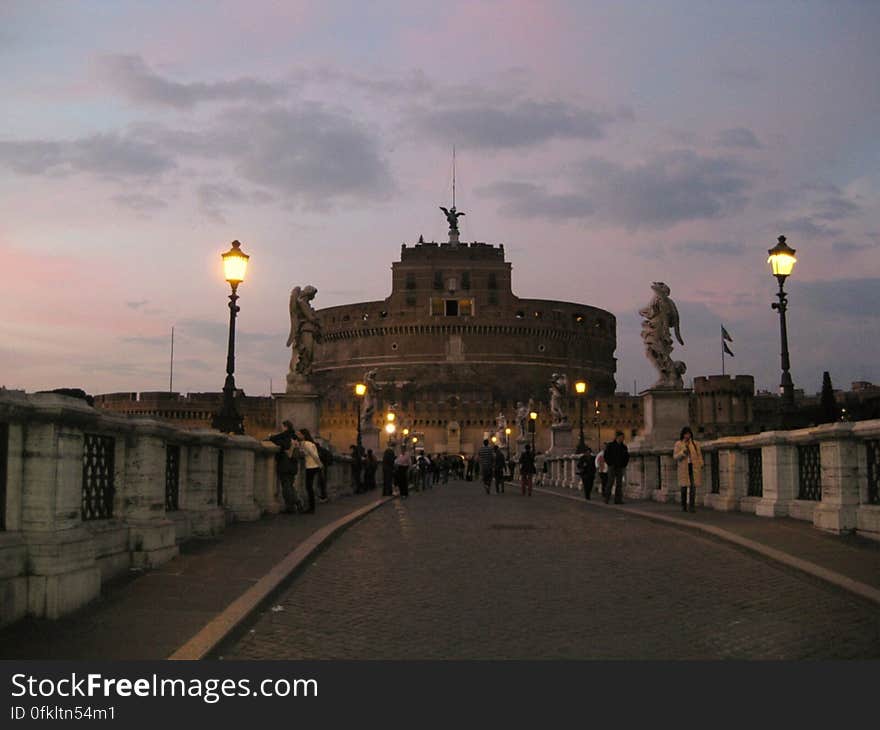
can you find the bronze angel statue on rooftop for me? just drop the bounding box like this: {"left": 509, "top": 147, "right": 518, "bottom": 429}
{"left": 439, "top": 205, "right": 465, "bottom": 234}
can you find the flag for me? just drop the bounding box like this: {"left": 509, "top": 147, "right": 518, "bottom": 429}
{"left": 723, "top": 341, "right": 735, "bottom": 357}
{"left": 721, "top": 325, "right": 733, "bottom": 342}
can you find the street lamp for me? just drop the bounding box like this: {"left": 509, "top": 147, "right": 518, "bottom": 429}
{"left": 504, "top": 426, "right": 512, "bottom": 460}
{"left": 385, "top": 411, "right": 396, "bottom": 446}
{"left": 594, "top": 400, "right": 601, "bottom": 451}
{"left": 528, "top": 410, "right": 538, "bottom": 452}
{"left": 768, "top": 235, "right": 797, "bottom": 417}
{"left": 354, "top": 382, "right": 366, "bottom": 453}
{"left": 402, "top": 427, "right": 410, "bottom": 451}
{"left": 574, "top": 380, "right": 588, "bottom": 453}
{"left": 211, "top": 240, "right": 249, "bottom": 434}
{"left": 491, "top": 435, "right": 498, "bottom": 445}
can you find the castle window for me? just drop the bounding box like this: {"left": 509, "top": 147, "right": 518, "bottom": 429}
{"left": 405, "top": 273, "right": 416, "bottom": 290}
{"left": 461, "top": 271, "right": 471, "bottom": 289}
{"left": 379, "top": 311, "right": 388, "bottom": 319}
{"left": 488, "top": 291, "right": 498, "bottom": 305}
{"left": 515, "top": 310, "right": 525, "bottom": 319}
{"left": 445, "top": 299, "right": 459, "bottom": 316}
{"left": 533, "top": 311, "right": 543, "bottom": 319}
{"left": 459, "top": 299, "right": 473, "bottom": 317}
{"left": 406, "top": 294, "right": 416, "bottom": 306}
{"left": 433, "top": 271, "right": 443, "bottom": 290}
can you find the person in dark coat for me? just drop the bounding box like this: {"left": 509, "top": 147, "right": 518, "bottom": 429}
{"left": 603, "top": 431, "right": 630, "bottom": 504}
{"left": 477, "top": 439, "right": 494, "bottom": 494}
{"left": 492, "top": 445, "right": 506, "bottom": 494}
{"left": 465, "top": 456, "right": 475, "bottom": 481}
{"left": 577, "top": 446, "right": 596, "bottom": 500}
{"left": 350, "top": 445, "right": 363, "bottom": 494}
{"left": 364, "top": 449, "right": 378, "bottom": 491}
{"left": 382, "top": 446, "right": 395, "bottom": 496}
{"left": 268, "top": 421, "right": 302, "bottom": 513}
{"left": 518, "top": 444, "right": 536, "bottom": 496}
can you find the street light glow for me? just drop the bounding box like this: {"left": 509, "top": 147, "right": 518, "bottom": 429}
{"left": 385, "top": 423, "right": 396, "bottom": 435}
{"left": 575, "top": 380, "right": 587, "bottom": 394}
{"left": 221, "top": 240, "right": 249, "bottom": 285}
{"left": 354, "top": 383, "right": 367, "bottom": 397}
{"left": 768, "top": 235, "right": 797, "bottom": 279}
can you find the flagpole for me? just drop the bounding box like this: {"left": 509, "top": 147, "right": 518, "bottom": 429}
{"left": 721, "top": 325, "right": 725, "bottom": 376}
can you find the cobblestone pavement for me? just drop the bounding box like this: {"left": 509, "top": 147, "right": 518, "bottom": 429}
{"left": 224, "top": 480, "right": 880, "bottom": 660}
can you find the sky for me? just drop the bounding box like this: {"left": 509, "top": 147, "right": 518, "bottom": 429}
{"left": 1, "top": 0, "right": 879, "bottom": 398}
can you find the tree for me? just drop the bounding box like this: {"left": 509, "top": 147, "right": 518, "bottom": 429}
{"left": 819, "top": 371, "right": 839, "bottom": 424}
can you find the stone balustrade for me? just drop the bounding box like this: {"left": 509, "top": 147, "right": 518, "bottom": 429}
{"left": 539, "top": 419, "right": 880, "bottom": 541}
{"left": 0, "top": 391, "right": 353, "bottom": 627}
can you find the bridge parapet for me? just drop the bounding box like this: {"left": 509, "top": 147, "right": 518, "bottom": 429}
{"left": 0, "top": 390, "right": 350, "bottom": 627}
{"left": 538, "top": 419, "right": 880, "bottom": 541}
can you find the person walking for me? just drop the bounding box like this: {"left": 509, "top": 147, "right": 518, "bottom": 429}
{"left": 595, "top": 448, "right": 608, "bottom": 499}
{"left": 439, "top": 453, "right": 450, "bottom": 485}
{"left": 492, "top": 445, "right": 506, "bottom": 494}
{"left": 603, "top": 431, "right": 629, "bottom": 504}
{"left": 673, "top": 426, "right": 704, "bottom": 513}
{"left": 465, "top": 455, "right": 475, "bottom": 481}
{"left": 316, "top": 439, "right": 333, "bottom": 502}
{"left": 350, "top": 445, "right": 363, "bottom": 494}
{"left": 297, "top": 428, "right": 322, "bottom": 513}
{"left": 477, "top": 439, "right": 495, "bottom": 494}
{"left": 268, "top": 420, "right": 302, "bottom": 513}
{"left": 382, "top": 445, "right": 395, "bottom": 496}
{"left": 364, "top": 448, "right": 378, "bottom": 491}
{"left": 577, "top": 446, "right": 596, "bottom": 500}
{"left": 518, "top": 444, "right": 536, "bottom": 496}
{"left": 394, "top": 448, "right": 412, "bottom": 499}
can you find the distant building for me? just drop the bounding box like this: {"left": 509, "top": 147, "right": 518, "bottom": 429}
{"left": 311, "top": 230, "right": 618, "bottom": 454}
{"left": 93, "top": 391, "right": 276, "bottom": 440}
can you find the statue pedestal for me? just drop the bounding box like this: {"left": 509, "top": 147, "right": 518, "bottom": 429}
{"left": 549, "top": 423, "right": 573, "bottom": 454}
{"left": 275, "top": 380, "right": 320, "bottom": 435}
{"left": 637, "top": 388, "right": 692, "bottom": 447}
{"left": 361, "top": 426, "right": 380, "bottom": 453}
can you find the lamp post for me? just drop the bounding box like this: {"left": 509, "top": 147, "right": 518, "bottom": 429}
{"left": 594, "top": 400, "right": 601, "bottom": 451}
{"left": 574, "top": 380, "right": 588, "bottom": 453}
{"left": 504, "top": 427, "right": 512, "bottom": 460}
{"left": 402, "top": 428, "right": 410, "bottom": 452}
{"left": 528, "top": 410, "right": 538, "bottom": 453}
{"left": 354, "top": 382, "right": 366, "bottom": 453}
{"left": 767, "top": 235, "right": 797, "bottom": 420}
{"left": 211, "top": 240, "right": 249, "bottom": 434}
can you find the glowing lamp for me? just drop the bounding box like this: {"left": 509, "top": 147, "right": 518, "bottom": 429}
{"left": 354, "top": 383, "right": 367, "bottom": 397}
{"left": 767, "top": 235, "right": 797, "bottom": 280}
{"left": 221, "top": 240, "right": 249, "bottom": 285}
{"left": 385, "top": 423, "right": 396, "bottom": 435}
{"left": 575, "top": 380, "right": 587, "bottom": 395}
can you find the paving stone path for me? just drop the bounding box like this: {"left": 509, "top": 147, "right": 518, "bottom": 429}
{"left": 224, "top": 481, "right": 880, "bottom": 660}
